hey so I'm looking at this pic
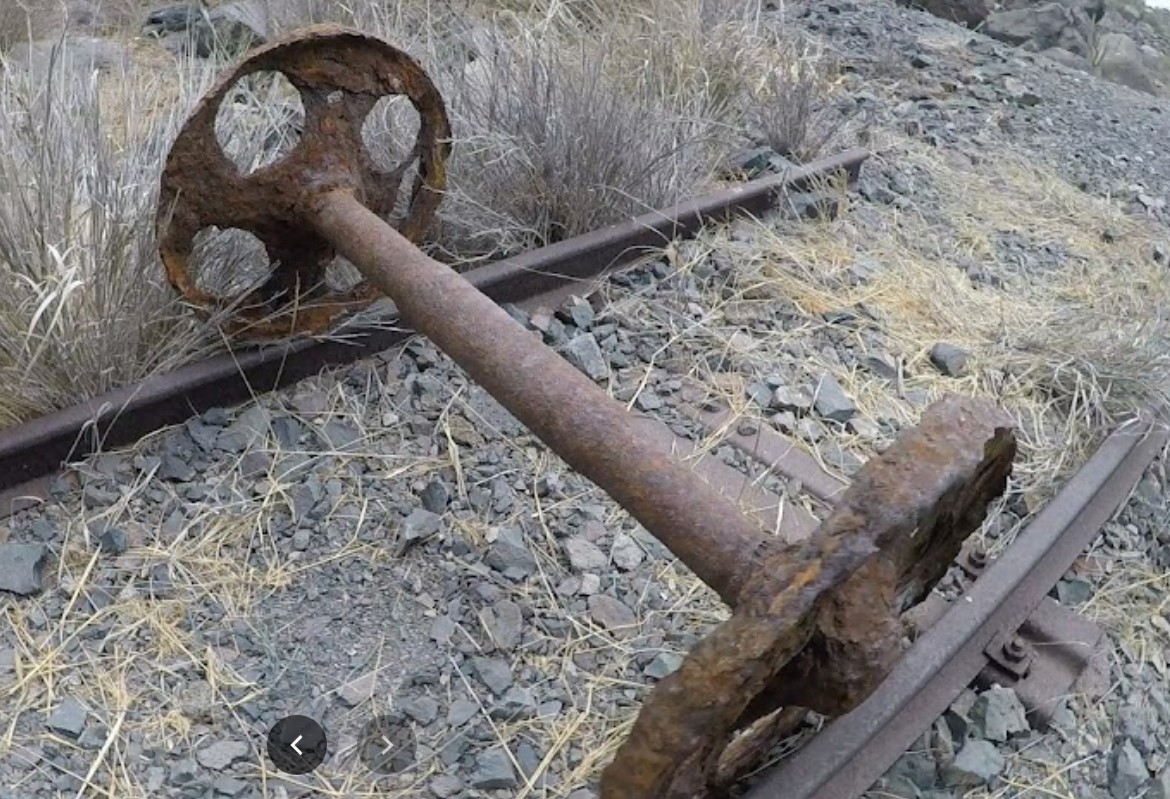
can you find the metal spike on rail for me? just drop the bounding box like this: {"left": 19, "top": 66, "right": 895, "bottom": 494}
{"left": 156, "top": 26, "right": 1019, "bottom": 798}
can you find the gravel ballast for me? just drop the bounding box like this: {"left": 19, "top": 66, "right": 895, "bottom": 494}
{"left": 2, "top": 0, "right": 1170, "bottom": 797}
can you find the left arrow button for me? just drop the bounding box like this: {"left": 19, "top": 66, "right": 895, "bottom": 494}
{"left": 266, "top": 716, "right": 327, "bottom": 775}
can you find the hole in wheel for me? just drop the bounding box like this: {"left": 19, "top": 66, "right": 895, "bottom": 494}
{"left": 189, "top": 226, "right": 271, "bottom": 298}
{"left": 214, "top": 70, "right": 305, "bottom": 174}
{"left": 362, "top": 95, "right": 424, "bottom": 224}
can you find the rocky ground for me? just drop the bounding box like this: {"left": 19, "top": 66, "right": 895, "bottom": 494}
{"left": 2, "top": 0, "right": 1170, "bottom": 798}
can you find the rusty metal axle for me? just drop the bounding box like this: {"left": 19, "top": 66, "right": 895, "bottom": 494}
{"left": 157, "top": 26, "right": 1017, "bottom": 797}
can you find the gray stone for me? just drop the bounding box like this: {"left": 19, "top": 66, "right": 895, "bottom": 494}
{"left": 1056, "top": 577, "right": 1092, "bottom": 605}
{"left": 771, "top": 410, "right": 797, "bottom": 433}
{"left": 239, "top": 450, "right": 271, "bottom": 479}
{"left": 317, "top": 420, "right": 360, "bottom": 452}
{"left": 490, "top": 686, "right": 537, "bottom": 720}
{"left": 470, "top": 747, "right": 517, "bottom": 790}
{"left": 146, "top": 766, "right": 166, "bottom": 791}
{"left": 557, "top": 296, "right": 596, "bottom": 330}
{"left": 170, "top": 757, "right": 199, "bottom": 784}
{"left": 611, "top": 533, "right": 645, "bottom": 570}
{"left": 47, "top": 697, "right": 88, "bottom": 739}
{"left": 772, "top": 384, "right": 814, "bottom": 412}
{"left": 1041, "top": 46, "right": 1091, "bottom": 72}
{"left": 930, "top": 342, "right": 971, "bottom": 377}
{"left": 588, "top": 594, "right": 638, "bottom": 637}
{"left": 566, "top": 791, "right": 599, "bottom": 799}
{"left": 337, "top": 672, "right": 377, "bottom": 707}
{"left": 517, "top": 740, "right": 542, "bottom": 777}
{"left": 84, "top": 482, "right": 120, "bottom": 508}
{"left": 483, "top": 600, "right": 523, "bottom": 651}
{"left": 1002, "top": 76, "right": 1041, "bottom": 107}
{"left": 942, "top": 739, "right": 1005, "bottom": 786}
{"left": 1116, "top": 698, "right": 1158, "bottom": 756}
{"left": 158, "top": 452, "right": 196, "bottom": 482}
{"left": 97, "top": 526, "right": 128, "bottom": 555}
{"left": 984, "top": 3, "right": 1076, "bottom": 49}
{"left": 883, "top": 750, "right": 939, "bottom": 795}
{"left": 472, "top": 657, "right": 513, "bottom": 695}
{"left": 78, "top": 722, "right": 109, "bottom": 750}
{"left": 447, "top": 697, "right": 478, "bottom": 727}
{"left": 215, "top": 407, "right": 270, "bottom": 452}
{"left": 1147, "top": 767, "right": 1170, "bottom": 799}
{"left": 429, "top": 774, "right": 464, "bottom": 798}
{"left": 271, "top": 416, "right": 302, "bottom": 449}
{"left": 394, "top": 508, "right": 441, "bottom": 555}
{"left": 403, "top": 696, "right": 440, "bottom": 725}
{"left": 563, "top": 537, "right": 608, "bottom": 572}
{"left": 1096, "top": 33, "right": 1162, "bottom": 95}
{"left": 813, "top": 374, "right": 857, "bottom": 423}
{"left": 419, "top": 480, "right": 449, "bottom": 514}
{"left": 970, "top": 686, "right": 1029, "bottom": 742}
{"left": 484, "top": 526, "right": 537, "bottom": 579}
{"left": 212, "top": 776, "right": 249, "bottom": 797}
{"left": 196, "top": 739, "right": 250, "bottom": 771}
{"left": 747, "top": 381, "right": 774, "bottom": 409}
{"left": 1109, "top": 739, "right": 1149, "bottom": 799}
{"left": 559, "top": 334, "right": 610, "bottom": 382}
{"left": 643, "top": 652, "right": 684, "bottom": 679}
{"left": 0, "top": 544, "right": 49, "bottom": 596}
{"left": 849, "top": 257, "right": 882, "bottom": 284}
{"left": 847, "top": 416, "right": 880, "bottom": 441}
{"left": 911, "top": 0, "right": 991, "bottom": 26}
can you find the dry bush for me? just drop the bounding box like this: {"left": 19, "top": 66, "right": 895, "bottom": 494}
{"left": 423, "top": 26, "right": 740, "bottom": 258}
{"left": 0, "top": 56, "right": 229, "bottom": 429}
{"left": 748, "top": 36, "right": 854, "bottom": 162}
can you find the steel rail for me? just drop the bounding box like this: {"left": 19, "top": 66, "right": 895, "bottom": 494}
{"left": 744, "top": 407, "right": 1169, "bottom": 799}
{"left": 0, "top": 148, "right": 868, "bottom": 496}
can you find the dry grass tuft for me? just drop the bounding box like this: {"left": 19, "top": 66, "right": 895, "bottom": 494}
{"left": 0, "top": 52, "right": 237, "bottom": 430}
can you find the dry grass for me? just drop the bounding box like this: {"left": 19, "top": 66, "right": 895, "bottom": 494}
{"left": 0, "top": 1, "right": 57, "bottom": 52}
{"left": 583, "top": 130, "right": 1170, "bottom": 788}
{"left": 600, "top": 131, "right": 1170, "bottom": 512}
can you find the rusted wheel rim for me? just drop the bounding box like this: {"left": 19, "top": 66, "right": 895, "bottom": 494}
{"left": 156, "top": 24, "right": 451, "bottom": 338}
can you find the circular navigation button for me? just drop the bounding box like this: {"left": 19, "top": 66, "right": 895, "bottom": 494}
{"left": 358, "top": 714, "right": 417, "bottom": 775}
{"left": 266, "top": 715, "right": 328, "bottom": 775}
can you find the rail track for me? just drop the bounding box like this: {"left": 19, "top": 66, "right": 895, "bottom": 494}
{"left": 1, "top": 25, "right": 1165, "bottom": 799}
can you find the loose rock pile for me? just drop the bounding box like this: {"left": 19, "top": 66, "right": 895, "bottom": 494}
{"left": 905, "top": 0, "right": 1170, "bottom": 94}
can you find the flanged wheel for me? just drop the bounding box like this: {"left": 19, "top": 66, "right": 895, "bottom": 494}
{"left": 156, "top": 24, "right": 451, "bottom": 337}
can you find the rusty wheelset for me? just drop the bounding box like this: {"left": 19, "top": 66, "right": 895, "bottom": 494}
{"left": 157, "top": 26, "right": 1018, "bottom": 798}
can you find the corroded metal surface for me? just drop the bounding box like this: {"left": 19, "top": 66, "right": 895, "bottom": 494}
{"left": 158, "top": 24, "right": 450, "bottom": 337}
{"left": 598, "top": 396, "right": 1016, "bottom": 799}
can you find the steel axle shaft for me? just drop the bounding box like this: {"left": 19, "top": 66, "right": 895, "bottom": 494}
{"left": 311, "top": 188, "right": 770, "bottom": 605}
